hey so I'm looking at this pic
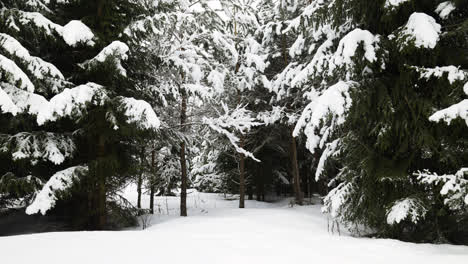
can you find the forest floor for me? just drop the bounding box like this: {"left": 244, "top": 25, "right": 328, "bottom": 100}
{"left": 1, "top": 185, "right": 468, "bottom": 264}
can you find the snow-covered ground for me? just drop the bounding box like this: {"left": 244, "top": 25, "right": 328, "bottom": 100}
{"left": 1, "top": 185, "right": 468, "bottom": 264}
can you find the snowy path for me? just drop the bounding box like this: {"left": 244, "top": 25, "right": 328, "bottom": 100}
{"left": 1, "top": 189, "right": 468, "bottom": 264}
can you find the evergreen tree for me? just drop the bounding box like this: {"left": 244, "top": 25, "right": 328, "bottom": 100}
{"left": 290, "top": 0, "right": 468, "bottom": 243}
{"left": 0, "top": 0, "right": 160, "bottom": 229}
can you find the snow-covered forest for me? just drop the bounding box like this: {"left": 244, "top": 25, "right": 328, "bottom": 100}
{"left": 1, "top": 0, "right": 468, "bottom": 262}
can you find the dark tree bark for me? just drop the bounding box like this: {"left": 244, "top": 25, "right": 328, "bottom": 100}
{"left": 137, "top": 147, "right": 145, "bottom": 209}
{"left": 149, "top": 149, "right": 156, "bottom": 214}
{"left": 180, "top": 91, "right": 188, "bottom": 217}
{"left": 239, "top": 135, "right": 245, "bottom": 208}
{"left": 137, "top": 174, "right": 142, "bottom": 209}
{"left": 290, "top": 127, "right": 303, "bottom": 205}
{"left": 96, "top": 134, "right": 107, "bottom": 229}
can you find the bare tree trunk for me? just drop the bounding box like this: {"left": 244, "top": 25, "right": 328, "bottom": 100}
{"left": 138, "top": 147, "right": 146, "bottom": 209}
{"left": 290, "top": 127, "right": 303, "bottom": 205}
{"left": 239, "top": 135, "right": 245, "bottom": 208}
{"left": 180, "top": 91, "right": 188, "bottom": 217}
{"left": 97, "top": 134, "right": 106, "bottom": 229}
{"left": 149, "top": 149, "right": 156, "bottom": 214}
{"left": 137, "top": 173, "right": 142, "bottom": 209}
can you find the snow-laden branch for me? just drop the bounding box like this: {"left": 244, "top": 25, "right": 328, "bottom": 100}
{"left": 0, "top": 33, "right": 64, "bottom": 81}
{"left": 386, "top": 198, "right": 428, "bottom": 225}
{"left": 0, "top": 86, "right": 19, "bottom": 115}
{"left": 203, "top": 103, "right": 262, "bottom": 161}
{"left": 1, "top": 9, "right": 95, "bottom": 47}
{"left": 415, "top": 168, "right": 468, "bottom": 209}
{"left": 395, "top": 13, "right": 441, "bottom": 50}
{"left": 429, "top": 83, "right": 468, "bottom": 126}
{"left": 115, "top": 97, "right": 161, "bottom": 130}
{"left": 294, "top": 81, "right": 353, "bottom": 153}
{"left": 37, "top": 82, "right": 108, "bottom": 125}
{"left": 0, "top": 132, "right": 75, "bottom": 165}
{"left": 26, "top": 165, "right": 88, "bottom": 215}
{"left": 0, "top": 54, "right": 35, "bottom": 92}
{"left": 80, "top": 41, "right": 129, "bottom": 76}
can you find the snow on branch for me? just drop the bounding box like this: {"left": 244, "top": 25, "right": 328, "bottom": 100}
{"left": 396, "top": 13, "right": 441, "bottom": 50}
{"left": 384, "top": 0, "right": 410, "bottom": 10}
{"left": 386, "top": 198, "right": 428, "bottom": 225}
{"left": 411, "top": 65, "right": 467, "bottom": 84}
{"left": 331, "top": 28, "right": 381, "bottom": 74}
{"left": 294, "top": 81, "right": 353, "bottom": 153}
{"left": 0, "top": 132, "right": 75, "bottom": 165}
{"left": 26, "top": 165, "right": 88, "bottom": 215}
{"left": 429, "top": 82, "right": 468, "bottom": 126}
{"left": 37, "top": 82, "right": 108, "bottom": 125}
{"left": 415, "top": 169, "right": 468, "bottom": 209}
{"left": 0, "top": 33, "right": 64, "bottom": 81}
{"left": 115, "top": 97, "right": 161, "bottom": 130}
{"left": 1, "top": 9, "right": 95, "bottom": 47}
{"left": 0, "top": 85, "right": 19, "bottom": 115}
{"left": 322, "top": 182, "right": 353, "bottom": 219}
{"left": 315, "top": 139, "right": 340, "bottom": 181}
{"left": 435, "top": 1, "right": 456, "bottom": 20}
{"left": 81, "top": 41, "right": 129, "bottom": 76}
{"left": 2, "top": 83, "right": 49, "bottom": 116}
{"left": 429, "top": 99, "right": 468, "bottom": 126}
{"left": 0, "top": 54, "right": 35, "bottom": 92}
{"left": 203, "top": 103, "right": 262, "bottom": 161}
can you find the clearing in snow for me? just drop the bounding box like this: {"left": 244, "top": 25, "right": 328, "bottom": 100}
{"left": 1, "top": 186, "right": 467, "bottom": 264}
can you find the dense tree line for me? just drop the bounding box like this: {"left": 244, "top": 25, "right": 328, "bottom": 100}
{"left": 0, "top": 0, "right": 467, "bottom": 244}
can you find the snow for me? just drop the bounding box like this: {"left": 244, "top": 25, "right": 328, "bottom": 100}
{"left": 2, "top": 83, "right": 49, "bottom": 116}
{"left": 25, "top": 166, "right": 88, "bottom": 215}
{"left": 294, "top": 81, "right": 353, "bottom": 152}
{"left": 7, "top": 10, "right": 94, "bottom": 47}
{"left": 416, "top": 169, "right": 468, "bottom": 209}
{"left": 17, "top": 11, "right": 62, "bottom": 35}
{"left": 0, "top": 85, "right": 19, "bottom": 115}
{"left": 117, "top": 97, "right": 161, "bottom": 130}
{"left": 257, "top": 106, "right": 283, "bottom": 125}
{"left": 0, "top": 33, "right": 64, "bottom": 80}
{"left": 331, "top": 28, "right": 381, "bottom": 76}
{"left": 414, "top": 65, "right": 466, "bottom": 84}
{"left": 37, "top": 83, "right": 107, "bottom": 125}
{"left": 315, "top": 139, "right": 339, "bottom": 180}
{"left": 2, "top": 132, "right": 75, "bottom": 165}
{"left": 386, "top": 198, "right": 427, "bottom": 225}
{"left": 82, "top": 41, "right": 130, "bottom": 76}
{"left": 436, "top": 1, "right": 456, "bottom": 19}
{"left": 61, "top": 20, "right": 95, "bottom": 47}
{"left": 189, "top": 0, "right": 230, "bottom": 22}
{"left": 89, "top": 41, "right": 129, "bottom": 63}
{"left": 384, "top": 0, "right": 410, "bottom": 9}
{"left": 203, "top": 103, "right": 261, "bottom": 161}
{"left": 289, "top": 34, "right": 305, "bottom": 58}
{"left": 398, "top": 13, "right": 441, "bottom": 49}
{"left": 4, "top": 186, "right": 468, "bottom": 264}
{"left": 207, "top": 69, "right": 226, "bottom": 93}
{"left": 0, "top": 54, "right": 35, "bottom": 92}
{"left": 429, "top": 99, "right": 468, "bottom": 126}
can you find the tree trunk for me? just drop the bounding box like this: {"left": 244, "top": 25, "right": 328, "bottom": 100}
{"left": 180, "top": 91, "right": 188, "bottom": 217}
{"left": 149, "top": 149, "right": 156, "bottom": 214}
{"left": 138, "top": 147, "right": 146, "bottom": 209}
{"left": 239, "top": 135, "right": 245, "bottom": 208}
{"left": 137, "top": 177, "right": 142, "bottom": 210}
{"left": 97, "top": 134, "right": 106, "bottom": 229}
{"left": 290, "top": 127, "right": 303, "bottom": 205}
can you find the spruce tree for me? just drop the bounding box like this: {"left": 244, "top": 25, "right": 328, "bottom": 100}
{"left": 0, "top": 0, "right": 160, "bottom": 229}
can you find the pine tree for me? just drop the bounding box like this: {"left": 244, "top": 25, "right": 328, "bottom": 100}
{"left": 0, "top": 0, "right": 160, "bottom": 229}
{"left": 290, "top": 0, "right": 468, "bottom": 243}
